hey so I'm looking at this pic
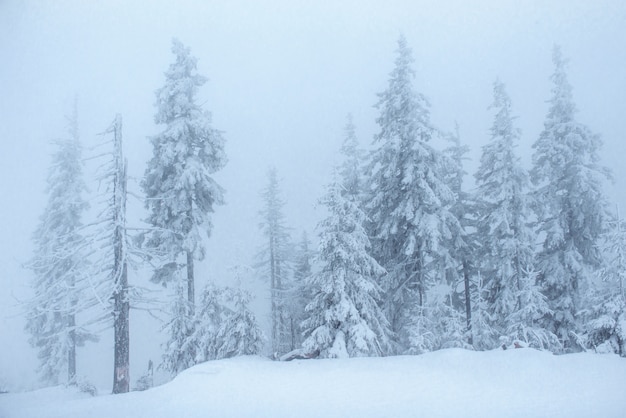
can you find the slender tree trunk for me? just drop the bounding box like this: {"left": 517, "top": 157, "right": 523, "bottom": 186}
{"left": 276, "top": 248, "right": 284, "bottom": 354}
{"left": 514, "top": 253, "right": 522, "bottom": 310}
{"left": 462, "top": 260, "right": 473, "bottom": 346}
{"left": 269, "top": 232, "right": 278, "bottom": 355}
{"left": 67, "top": 313, "right": 76, "bottom": 385}
{"left": 112, "top": 261, "right": 129, "bottom": 394}
{"left": 111, "top": 115, "right": 130, "bottom": 394}
{"left": 186, "top": 199, "right": 195, "bottom": 313}
{"left": 417, "top": 249, "right": 424, "bottom": 308}
{"left": 187, "top": 251, "right": 195, "bottom": 310}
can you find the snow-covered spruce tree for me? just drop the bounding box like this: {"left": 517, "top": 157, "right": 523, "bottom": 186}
{"left": 440, "top": 125, "right": 475, "bottom": 347}
{"left": 469, "top": 273, "right": 498, "bottom": 350}
{"left": 303, "top": 179, "right": 390, "bottom": 358}
{"left": 531, "top": 46, "right": 610, "bottom": 350}
{"left": 422, "top": 284, "right": 470, "bottom": 351}
{"left": 26, "top": 106, "right": 95, "bottom": 386}
{"left": 340, "top": 114, "right": 366, "bottom": 200}
{"left": 184, "top": 282, "right": 264, "bottom": 363}
{"left": 215, "top": 287, "right": 265, "bottom": 358}
{"left": 366, "top": 35, "right": 459, "bottom": 352}
{"left": 142, "top": 38, "right": 226, "bottom": 307}
{"left": 474, "top": 80, "right": 536, "bottom": 340}
{"left": 160, "top": 281, "right": 197, "bottom": 375}
{"left": 142, "top": 39, "right": 225, "bottom": 374}
{"left": 585, "top": 210, "right": 626, "bottom": 355}
{"left": 505, "top": 266, "right": 560, "bottom": 350}
{"left": 188, "top": 281, "right": 224, "bottom": 363}
{"left": 257, "top": 167, "right": 292, "bottom": 356}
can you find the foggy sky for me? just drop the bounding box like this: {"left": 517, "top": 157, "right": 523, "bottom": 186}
{"left": 1, "top": 0, "right": 625, "bottom": 389}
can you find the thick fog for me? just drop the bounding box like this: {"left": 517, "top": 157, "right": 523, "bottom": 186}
{"left": 1, "top": 0, "right": 624, "bottom": 389}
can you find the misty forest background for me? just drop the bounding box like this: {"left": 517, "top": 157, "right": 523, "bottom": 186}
{"left": 15, "top": 31, "right": 626, "bottom": 396}
{"left": 1, "top": 1, "right": 625, "bottom": 397}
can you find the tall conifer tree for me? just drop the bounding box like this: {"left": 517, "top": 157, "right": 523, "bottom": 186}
{"left": 26, "top": 105, "right": 94, "bottom": 386}
{"left": 366, "top": 35, "right": 459, "bottom": 351}
{"left": 475, "top": 80, "right": 535, "bottom": 339}
{"left": 143, "top": 39, "right": 226, "bottom": 374}
{"left": 531, "top": 47, "right": 610, "bottom": 349}
{"left": 258, "top": 167, "right": 292, "bottom": 356}
{"left": 142, "top": 38, "right": 226, "bottom": 305}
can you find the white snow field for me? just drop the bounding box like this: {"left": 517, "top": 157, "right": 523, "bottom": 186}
{"left": 2, "top": 348, "right": 625, "bottom": 418}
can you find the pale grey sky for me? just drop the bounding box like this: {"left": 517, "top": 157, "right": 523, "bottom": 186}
{"left": 1, "top": 0, "right": 624, "bottom": 389}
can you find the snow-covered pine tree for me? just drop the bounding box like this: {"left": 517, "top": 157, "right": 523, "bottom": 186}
{"left": 585, "top": 210, "right": 626, "bottom": 356}
{"left": 422, "top": 284, "right": 470, "bottom": 351}
{"left": 340, "top": 114, "right": 366, "bottom": 200}
{"left": 182, "top": 282, "right": 264, "bottom": 363}
{"left": 142, "top": 38, "right": 226, "bottom": 310}
{"left": 302, "top": 179, "right": 389, "bottom": 358}
{"left": 366, "top": 35, "right": 459, "bottom": 352}
{"left": 188, "top": 281, "right": 224, "bottom": 363}
{"left": 505, "top": 266, "right": 560, "bottom": 350}
{"left": 475, "top": 80, "right": 535, "bottom": 339}
{"left": 26, "top": 105, "right": 95, "bottom": 386}
{"left": 257, "top": 167, "right": 292, "bottom": 356}
{"left": 531, "top": 46, "right": 610, "bottom": 350}
{"left": 160, "top": 281, "right": 197, "bottom": 375}
{"left": 440, "top": 124, "right": 474, "bottom": 347}
{"left": 469, "top": 273, "right": 498, "bottom": 350}
{"left": 215, "top": 287, "right": 265, "bottom": 358}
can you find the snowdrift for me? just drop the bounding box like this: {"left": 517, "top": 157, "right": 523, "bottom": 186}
{"left": 2, "top": 348, "right": 625, "bottom": 418}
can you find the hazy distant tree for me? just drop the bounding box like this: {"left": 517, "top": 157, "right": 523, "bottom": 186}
{"left": 531, "top": 46, "right": 610, "bottom": 349}
{"left": 366, "top": 35, "right": 459, "bottom": 351}
{"left": 339, "top": 114, "right": 366, "bottom": 200}
{"left": 257, "top": 167, "right": 292, "bottom": 356}
{"left": 142, "top": 38, "right": 226, "bottom": 309}
{"left": 26, "top": 105, "right": 94, "bottom": 386}
{"left": 475, "top": 80, "right": 535, "bottom": 337}
{"left": 286, "top": 231, "right": 315, "bottom": 351}
{"left": 302, "top": 180, "right": 389, "bottom": 358}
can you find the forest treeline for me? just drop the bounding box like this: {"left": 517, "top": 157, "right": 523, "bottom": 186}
{"left": 24, "top": 36, "right": 625, "bottom": 394}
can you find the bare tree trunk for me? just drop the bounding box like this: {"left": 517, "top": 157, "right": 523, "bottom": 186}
{"left": 463, "top": 260, "right": 473, "bottom": 346}
{"left": 112, "top": 261, "right": 129, "bottom": 394}
{"left": 270, "top": 232, "right": 278, "bottom": 355}
{"left": 68, "top": 313, "right": 76, "bottom": 385}
{"left": 187, "top": 250, "right": 195, "bottom": 313}
{"left": 110, "top": 115, "right": 130, "bottom": 394}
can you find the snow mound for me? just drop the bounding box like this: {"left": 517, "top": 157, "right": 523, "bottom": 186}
{"left": 2, "top": 349, "right": 625, "bottom": 418}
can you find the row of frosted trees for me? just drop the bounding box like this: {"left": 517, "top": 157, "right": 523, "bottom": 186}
{"left": 266, "top": 37, "right": 625, "bottom": 359}
{"left": 25, "top": 35, "right": 625, "bottom": 395}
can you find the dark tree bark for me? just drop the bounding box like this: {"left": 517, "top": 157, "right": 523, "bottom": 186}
{"left": 110, "top": 115, "right": 130, "bottom": 394}
{"left": 68, "top": 314, "right": 76, "bottom": 385}
{"left": 463, "top": 260, "right": 473, "bottom": 345}
{"left": 187, "top": 250, "right": 195, "bottom": 313}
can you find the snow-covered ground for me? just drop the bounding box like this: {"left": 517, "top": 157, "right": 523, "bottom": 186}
{"left": 2, "top": 348, "right": 625, "bottom": 418}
